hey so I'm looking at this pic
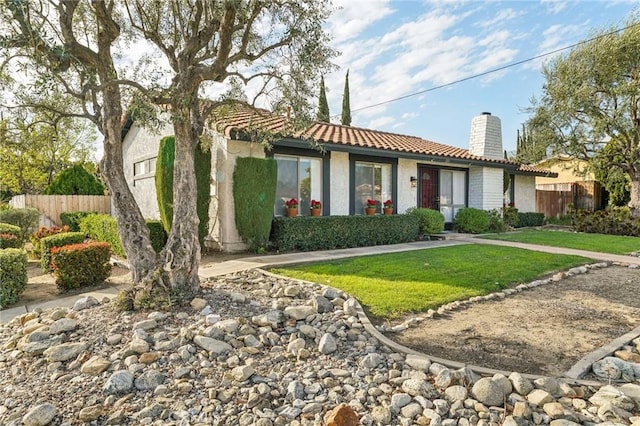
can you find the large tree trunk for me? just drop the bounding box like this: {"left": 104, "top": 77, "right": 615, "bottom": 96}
{"left": 629, "top": 175, "right": 640, "bottom": 217}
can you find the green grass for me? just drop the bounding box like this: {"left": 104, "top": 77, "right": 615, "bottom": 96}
{"left": 271, "top": 245, "right": 590, "bottom": 319}
{"left": 482, "top": 229, "right": 640, "bottom": 255}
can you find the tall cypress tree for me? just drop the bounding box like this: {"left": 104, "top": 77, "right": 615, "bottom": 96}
{"left": 317, "top": 76, "right": 330, "bottom": 122}
{"left": 341, "top": 70, "right": 352, "bottom": 126}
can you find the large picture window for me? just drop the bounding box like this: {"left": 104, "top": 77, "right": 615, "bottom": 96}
{"left": 355, "top": 161, "right": 392, "bottom": 214}
{"left": 274, "top": 154, "right": 322, "bottom": 216}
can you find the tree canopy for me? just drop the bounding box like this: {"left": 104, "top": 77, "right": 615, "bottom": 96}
{"left": 316, "top": 76, "right": 330, "bottom": 122}
{"left": 527, "top": 15, "right": 640, "bottom": 211}
{"left": 0, "top": 0, "right": 336, "bottom": 304}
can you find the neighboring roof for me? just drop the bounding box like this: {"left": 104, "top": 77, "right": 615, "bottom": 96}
{"left": 213, "top": 105, "right": 557, "bottom": 176}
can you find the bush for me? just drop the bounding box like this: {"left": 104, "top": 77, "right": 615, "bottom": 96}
{"left": 79, "top": 214, "right": 123, "bottom": 256}
{"left": 80, "top": 214, "right": 165, "bottom": 256}
{"left": 51, "top": 242, "right": 111, "bottom": 292}
{"left": 0, "top": 233, "right": 21, "bottom": 249}
{"left": 406, "top": 208, "right": 445, "bottom": 236}
{"left": 30, "top": 225, "right": 70, "bottom": 257}
{"left": 0, "top": 207, "right": 39, "bottom": 242}
{"left": 502, "top": 205, "right": 518, "bottom": 228}
{"left": 0, "top": 223, "right": 21, "bottom": 239}
{"left": 488, "top": 209, "right": 506, "bottom": 233}
{"left": 570, "top": 206, "right": 640, "bottom": 236}
{"left": 146, "top": 220, "right": 168, "bottom": 253}
{"left": 40, "top": 232, "right": 86, "bottom": 272}
{"left": 453, "top": 208, "right": 490, "bottom": 234}
{"left": 0, "top": 248, "right": 28, "bottom": 307}
{"left": 60, "top": 211, "right": 97, "bottom": 231}
{"left": 44, "top": 164, "right": 106, "bottom": 195}
{"left": 271, "top": 214, "right": 420, "bottom": 252}
{"left": 515, "top": 212, "right": 545, "bottom": 228}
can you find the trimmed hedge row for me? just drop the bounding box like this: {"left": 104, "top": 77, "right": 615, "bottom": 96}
{"left": 40, "top": 232, "right": 86, "bottom": 272}
{"left": 0, "top": 248, "right": 27, "bottom": 307}
{"left": 60, "top": 211, "right": 97, "bottom": 231}
{"left": 271, "top": 214, "right": 420, "bottom": 252}
{"left": 51, "top": 242, "right": 112, "bottom": 292}
{"left": 0, "top": 233, "right": 21, "bottom": 249}
{"left": 515, "top": 212, "right": 545, "bottom": 228}
{"left": 80, "top": 214, "right": 166, "bottom": 256}
{"left": 30, "top": 226, "right": 70, "bottom": 257}
{"left": 0, "top": 208, "right": 39, "bottom": 242}
{"left": 0, "top": 223, "right": 21, "bottom": 238}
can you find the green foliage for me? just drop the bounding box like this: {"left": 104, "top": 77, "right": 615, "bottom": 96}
{"left": 0, "top": 233, "right": 21, "bottom": 248}
{"left": 0, "top": 248, "right": 28, "bottom": 307}
{"left": 40, "top": 232, "right": 85, "bottom": 272}
{"left": 515, "top": 212, "right": 545, "bottom": 228}
{"left": 0, "top": 207, "right": 39, "bottom": 242}
{"left": 60, "top": 211, "right": 97, "bottom": 231}
{"left": 545, "top": 215, "right": 572, "bottom": 226}
{"left": 271, "top": 214, "right": 420, "bottom": 252}
{"left": 453, "top": 208, "right": 490, "bottom": 234}
{"left": 592, "top": 151, "right": 630, "bottom": 207}
{"left": 155, "top": 136, "right": 210, "bottom": 247}
{"left": 79, "top": 214, "right": 123, "bottom": 256}
{"left": 527, "top": 16, "right": 640, "bottom": 209}
{"left": 44, "top": 164, "right": 105, "bottom": 195}
{"left": 0, "top": 223, "right": 21, "bottom": 239}
{"left": 146, "top": 220, "right": 168, "bottom": 253}
{"left": 156, "top": 136, "right": 175, "bottom": 235}
{"left": 233, "top": 157, "right": 278, "bottom": 250}
{"left": 502, "top": 205, "right": 518, "bottom": 228}
{"left": 487, "top": 209, "right": 506, "bottom": 233}
{"left": 515, "top": 123, "right": 547, "bottom": 164}
{"left": 341, "top": 70, "right": 351, "bottom": 126}
{"left": 30, "top": 225, "right": 70, "bottom": 257}
{"left": 51, "top": 242, "right": 111, "bottom": 292}
{"left": 317, "top": 76, "right": 330, "bottom": 122}
{"left": 571, "top": 206, "right": 640, "bottom": 236}
{"left": 406, "top": 208, "right": 445, "bottom": 236}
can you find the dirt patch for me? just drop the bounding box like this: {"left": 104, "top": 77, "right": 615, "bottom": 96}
{"left": 387, "top": 266, "right": 640, "bottom": 377}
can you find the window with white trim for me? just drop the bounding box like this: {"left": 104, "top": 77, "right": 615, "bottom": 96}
{"left": 133, "top": 157, "right": 156, "bottom": 177}
{"left": 274, "top": 154, "right": 322, "bottom": 216}
{"left": 354, "top": 161, "right": 392, "bottom": 214}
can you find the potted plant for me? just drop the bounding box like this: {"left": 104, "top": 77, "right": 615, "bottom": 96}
{"left": 285, "top": 197, "right": 298, "bottom": 217}
{"left": 383, "top": 199, "right": 393, "bottom": 215}
{"left": 365, "top": 199, "right": 377, "bottom": 215}
{"left": 310, "top": 199, "right": 322, "bottom": 217}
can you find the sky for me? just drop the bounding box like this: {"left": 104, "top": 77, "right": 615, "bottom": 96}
{"left": 319, "top": 0, "right": 639, "bottom": 155}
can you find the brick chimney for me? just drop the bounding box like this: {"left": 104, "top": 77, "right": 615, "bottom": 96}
{"left": 469, "top": 112, "right": 503, "bottom": 160}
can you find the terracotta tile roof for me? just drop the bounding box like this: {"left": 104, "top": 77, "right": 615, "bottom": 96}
{"left": 212, "top": 105, "right": 556, "bottom": 176}
{"left": 516, "top": 164, "right": 558, "bottom": 176}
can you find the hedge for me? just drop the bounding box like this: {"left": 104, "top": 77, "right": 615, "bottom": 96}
{"left": 453, "top": 208, "right": 490, "bottom": 234}
{"left": 515, "top": 212, "right": 545, "bottom": 228}
{"left": 80, "top": 214, "right": 166, "bottom": 256}
{"left": 0, "top": 208, "right": 39, "bottom": 242}
{"left": 0, "top": 248, "right": 28, "bottom": 307}
{"left": 51, "top": 242, "right": 111, "bottom": 292}
{"left": 406, "top": 208, "right": 445, "bottom": 236}
{"left": 30, "top": 225, "right": 70, "bottom": 257}
{"left": 271, "top": 214, "right": 420, "bottom": 252}
{"left": 0, "top": 233, "right": 21, "bottom": 249}
{"left": 570, "top": 207, "right": 640, "bottom": 236}
{"left": 40, "top": 232, "right": 86, "bottom": 272}
{"left": 60, "top": 211, "right": 97, "bottom": 231}
{"left": 0, "top": 223, "right": 21, "bottom": 238}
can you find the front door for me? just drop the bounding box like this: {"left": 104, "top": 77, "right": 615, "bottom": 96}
{"left": 419, "top": 167, "right": 439, "bottom": 210}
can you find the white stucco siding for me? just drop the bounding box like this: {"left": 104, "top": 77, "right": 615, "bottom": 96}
{"left": 329, "top": 152, "right": 349, "bottom": 215}
{"left": 514, "top": 175, "right": 536, "bottom": 213}
{"left": 468, "top": 166, "right": 503, "bottom": 211}
{"left": 397, "top": 158, "right": 418, "bottom": 213}
{"left": 122, "top": 122, "right": 172, "bottom": 220}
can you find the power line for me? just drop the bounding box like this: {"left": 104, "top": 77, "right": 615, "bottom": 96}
{"left": 348, "top": 20, "right": 640, "bottom": 114}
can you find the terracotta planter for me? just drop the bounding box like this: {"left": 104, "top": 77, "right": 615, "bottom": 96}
{"left": 286, "top": 207, "right": 298, "bottom": 217}
{"left": 365, "top": 207, "right": 376, "bottom": 216}
{"left": 310, "top": 208, "right": 321, "bottom": 217}
{"left": 383, "top": 208, "right": 393, "bottom": 216}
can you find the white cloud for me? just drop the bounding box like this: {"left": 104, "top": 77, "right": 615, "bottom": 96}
{"left": 327, "top": 0, "right": 395, "bottom": 43}
{"left": 402, "top": 112, "right": 419, "bottom": 120}
{"left": 541, "top": 0, "right": 568, "bottom": 14}
{"left": 367, "top": 115, "right": 395, "bottom": 129}
{"left": 478, "top": 8, "right": 521, "bottom": 28}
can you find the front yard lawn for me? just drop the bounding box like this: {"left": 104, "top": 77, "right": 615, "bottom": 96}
{"left": 271, "top": 244, "right": 590, "bottom": 319}
{"left": 481, "top": 229, "right": 640, "bottom": 255}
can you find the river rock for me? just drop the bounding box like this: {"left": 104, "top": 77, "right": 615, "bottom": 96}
{"left": 103, "top": 370, "right": 134, "bottom": 395}
{"left": 193, "top": 335, "right": 233, "bottom": 354}
{"left": 80, "top": 356, "right": 111, "bottom": 375}
{"left": 22, "top": 403, "right": 56, "bottom": 426}
{"left": 324, "top": 403, "right": 359, "bottom": 426}
{"left": 49, "top": 318, "right": 77, "bottom": 334}
{"left": 472, "top": 377, "right": 505, "bottom": 407}
{"left": 318, "top": 333, "right": 337, "bottom": 354}
{"left": 73, "top": 296, "right": 99, "bottom": 311}
{"left": 593, "top": 357, "right": 636, "bottom": 381}
{"left": 43, "top": 342, "right": 87, "bottom": 362}
{"left": 284, "top": 305, "right": 316, "bottom": 320}
{"left": 402, "top": 378, "right": 439, "bottom": 398}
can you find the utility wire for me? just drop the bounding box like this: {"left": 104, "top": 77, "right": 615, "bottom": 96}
{"left": 346, "top": 21, "right": 640, "bottom": 114}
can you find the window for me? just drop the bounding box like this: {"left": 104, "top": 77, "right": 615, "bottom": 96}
{"left": 274, "top": 154, "right": 322, "bottom": 216}
{"left": 133, "top": 157, "right": 156, "bottom": 177}
{"left": 355, "top": 161, "right": 392, "bottom": 214}
{"left": 439, "top": 169, "right": 466, "bottom": 222}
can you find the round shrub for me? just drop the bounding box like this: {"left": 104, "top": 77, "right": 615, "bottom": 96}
{"left": 406, "top": 207, "right": 445, "bottom": 236}
{"left": 454, "top": 208, "right": 490, "bottom": 234}
{"left": 0, "top": 233, "right": 21, "bottom": 248}
{"left": 0, "top": 208, "right": 39, "bottom": 242}
{"left": 44, "top": 164, "right": 105, "bottom": 195}
{"left": 0, "top": 248, "right": 28, "bottom": 307}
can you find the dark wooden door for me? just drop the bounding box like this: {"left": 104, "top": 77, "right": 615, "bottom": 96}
{"left": 419, "top": 167, "right": 439, "bottom": 209}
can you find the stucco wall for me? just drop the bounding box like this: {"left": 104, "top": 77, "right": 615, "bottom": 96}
{"left": 122, "top": 122, "right": 172, "bottom": 220}
{"left": 468, "top": 166, "right": 504, "bottom": 211}
{"left": 329, "top": 152, "right": 349, "bottom": 215}
{"left": 398, "top": 158, "right": 418, "bottom": 213}
{"left": 514, "top": 175, "right": 536, "bottom": 213}
{"left": 536, "top": 159, "right": 593, "bottom": 185}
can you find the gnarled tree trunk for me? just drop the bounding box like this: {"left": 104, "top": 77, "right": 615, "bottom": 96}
{"left": 629, "top": 174, "right": 640, "bottom": 217}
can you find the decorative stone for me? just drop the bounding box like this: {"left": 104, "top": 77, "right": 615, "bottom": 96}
{"left": 251, "top": 311, "right": 284, "bottom": 328}
{"left": 318, "top": 333, "right": 337, "bottom": 354}
{"left": 592, "top": 357, "right": 635, "bottom": 381}
{"left": 134, "top": 370, "right": 166, "bottom": 391}
{"left": 361, "top": 352, "right": 383, "bottom": 369}
{"left": 103, "top": 371, "right": 134, "bottom": 395}
{"left": 402, "top": 378, "right": 439, "bottom": 398}
{"left": 43, "top": 342, "right": 87, "bottom": 362}
{"left": 391, "top": 393, "right": 412, "bottom": 412}
{"left": 284, "top": 305, "right": 316, "bottom": 320}
{"left": 80, "top": 356, "right": 111, "bottom": 375}
{"left": 312, "top": 295, "right": 334, "bottom": 313}
{"left": 49, "top": 318, "right": 78, "bottom": 334}
{"left": 78, "top": 405, "right": 102, "bottom": 422}
{"left": 509, "top": 372, "right": 534, "bottom": 396}
{"left": 132, "top": 319, "right": 157, "bottom": 331}
{"left": 213, "top": 319, "right": 240, "bottom": 333}
{"left": 324, "top": 403, "right": 359, "bottom": 426}
{"left": 231, "top": 365, "right": 254, "bottom": 381}
{"left": 22, "top": 403, "right": 56, "bottom": 426}
{"left": 444, "top": 385, "right": 468, "bottom": 402}
{"left": 472, "top": 377, "right": 505, "bottom": 407}
{"left": 190, "top": 298, "right": 208, "bottom": 310}
{"left": 370, "top": 405, "right": 392, "bottom": 424}
{"left": 589, "top": 385, "right": 635, "bottom": 411}
{"left": 193, "top": 335, "right": 233, "bottom": 354}
{"left": 527, "top": 389, "right": 555, "bottom": 406}
{"left": 405, "top": 354, "right": 431, "bottom": 372}
{"left": 73, "top": 296, "right": 99, "bottom": 311}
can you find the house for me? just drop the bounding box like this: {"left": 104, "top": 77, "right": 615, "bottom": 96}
{"left": 535, "top": 156, "right": 606, "bottom": 217}
{"left": 122, "top": 107, "right": 555, "bottom": 252}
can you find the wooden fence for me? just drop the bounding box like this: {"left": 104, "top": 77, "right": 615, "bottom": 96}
{"left": 536, "top": 181, "right": 605, "bottom": 218}
{"left": 9, "top": 195, "right": 111, "bottom": 227}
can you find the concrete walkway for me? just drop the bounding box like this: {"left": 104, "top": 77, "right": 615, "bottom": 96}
{"left": 3, "top": 235, "right": 639, "bottom": 324}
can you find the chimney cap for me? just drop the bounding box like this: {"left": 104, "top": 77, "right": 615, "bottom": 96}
{"left": 481, "top": 112, "right": 491, "bottom": 116}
